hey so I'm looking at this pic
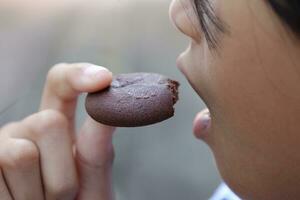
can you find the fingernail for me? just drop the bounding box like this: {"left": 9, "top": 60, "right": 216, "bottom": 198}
{"left": 83, "top": 65, "right": 110, "bottom": 77}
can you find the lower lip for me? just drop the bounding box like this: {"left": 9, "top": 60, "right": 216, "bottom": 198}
{"left": 193, "top": 109, "right": 211, "bottom": 140}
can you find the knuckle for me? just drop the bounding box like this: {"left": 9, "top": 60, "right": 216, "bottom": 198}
{"left": 4, "top": 140, "right": 39, "bottom": 169}
{"left": 0, "top": 122, "right": 19, "bottom": 136}
{"left": 48, "top": 181, "right": 78, "bottom": 200}
{"left": 38, "top": 109, "right": 68, "bottom": 130}
{"left": 46, "top": 63, "right": 76, "bottom": 100}
{"left": 47, "top": 63, "right": 67, "bottom": 81}
{"left": 0, "top": 122, "right": 29, "bottom": 139}
{"left": 23, "top": 110, "right": 68, "bottom": 140}
{"left": 30, "top": 110, "right": 68, "bottom": 131}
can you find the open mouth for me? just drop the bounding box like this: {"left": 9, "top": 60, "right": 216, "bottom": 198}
{"left": 177, "top": 57, "right": 211, "bottom": 140}
{"left": 176, "top": 45, "right": 211, "bottom": 140}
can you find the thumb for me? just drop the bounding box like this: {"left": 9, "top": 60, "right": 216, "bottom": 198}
{"left": 75, "top": 116, "right": 115, "bottom": 200}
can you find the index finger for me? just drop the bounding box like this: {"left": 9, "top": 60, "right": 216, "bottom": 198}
{"left": 40, "top": 63, "right": 113, "bottom": 124}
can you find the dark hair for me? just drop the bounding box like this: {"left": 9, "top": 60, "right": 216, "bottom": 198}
{"left": 193, "top": 0, "right": 300, "bottom": 48}
{"left": 192, "top": 0, "right": 227, "bottom": 49}
{"left": 268, "top": 0, "right": 300, "bottom": 35}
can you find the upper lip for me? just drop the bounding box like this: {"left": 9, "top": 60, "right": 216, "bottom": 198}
{"left": 177, "top": 55, "right": 197, "bottom": 96}
{"left": 176, "top": 44, "right": 191, "bottom": 76}
{"left": 176, "top": 54, "right": 185, "bottom": 74}
{"left": 176, "top": 45, "right": 207, "bottom": 103}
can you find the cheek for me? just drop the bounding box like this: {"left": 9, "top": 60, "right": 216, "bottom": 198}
{"left": 201, "top": 1, "right": 300, "bottom": 198}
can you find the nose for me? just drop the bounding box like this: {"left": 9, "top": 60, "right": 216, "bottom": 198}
{"left": 169, "top": 0, "right": 200, "bottom": 42}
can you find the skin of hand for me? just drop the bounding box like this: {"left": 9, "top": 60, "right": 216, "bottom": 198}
{"left": 0, "top": 63, "right": 115, "bottom": 200}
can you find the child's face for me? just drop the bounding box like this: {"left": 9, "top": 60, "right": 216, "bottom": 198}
{"left": 170, "top": 0, "right": 300, "bottom": 199}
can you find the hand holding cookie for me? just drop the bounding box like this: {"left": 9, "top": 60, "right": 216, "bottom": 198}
{"left": 0, "top": 63, "right": 115, "bottom": 200}
{"left": 0, "top": 62, "right": 180, "bottom": 200}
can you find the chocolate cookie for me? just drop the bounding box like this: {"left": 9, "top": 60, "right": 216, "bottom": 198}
{"left": 85, "top": 73, "right": 179, "bottom": 127}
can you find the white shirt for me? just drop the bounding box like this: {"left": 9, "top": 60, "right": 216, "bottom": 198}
{"left": 209, "top": 183, "right": 241, "bottom": 200}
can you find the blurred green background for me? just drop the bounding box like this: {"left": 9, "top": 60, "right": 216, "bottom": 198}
{"left": 0, "top": 0, "right": 221, "bottom": 199}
